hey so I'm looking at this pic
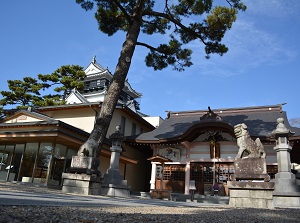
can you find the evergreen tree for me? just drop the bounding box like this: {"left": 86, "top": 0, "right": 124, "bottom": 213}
{"left": 0, "top": 65, "right": 86, "bottom": 109}
{"left": 74, "top": 0, "right": 246, "bottom": 157}
{"left": 0, "top": 106, "right": 5, "bottom": 121}
{"left": 38, "top": 65, "right": 86, "bottom": 101}
{"left": 0, "top": 77, "right": 43, "bottom": 109}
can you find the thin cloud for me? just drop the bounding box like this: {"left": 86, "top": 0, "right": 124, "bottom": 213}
{"left": 245, "top": 0, "right": 300, "bottom": 18}
{"left": 190, "top": 15, "right": 297, "bottom": 77}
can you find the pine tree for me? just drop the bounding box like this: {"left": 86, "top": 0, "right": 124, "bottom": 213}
{"left": 38, "top": 65, "right": 86, "bottom": 101}
{"left": 0, "top": 77, "right": 43, "bottom": 109}
{"left": 0, "top": 65, "right": 86, "bottom": 109}
{"left": 74, "top": 0, "right": 246, "bottom": 157}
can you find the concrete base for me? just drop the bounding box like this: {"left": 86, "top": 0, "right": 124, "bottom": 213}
{"left": 62, "top": 173, "right": 102, "bottom": 195}
{"left": 101, "top": 184, "right": 130, "bottom": 197}
{"left": 228, "top": 181, "right": 275, "bottom": 209}
{"left": 273, "top": 172, "right": 299, "bottom": 193}
{"left": 273, "top": 192, "right": 300, "bottom": 208}
{"left": 272, "top": 172, "right": 300, "bottom": 207}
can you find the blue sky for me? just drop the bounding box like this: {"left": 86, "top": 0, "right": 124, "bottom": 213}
{"left": 0, "top": 0, "right": 299, "bottom": 120}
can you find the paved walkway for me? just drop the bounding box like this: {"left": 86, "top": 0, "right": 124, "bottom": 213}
{"left": 0, "top": 182, "right": 226, "bottom": 208}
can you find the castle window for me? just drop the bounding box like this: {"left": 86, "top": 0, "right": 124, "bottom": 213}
{"left": 120, "top": 116, "right": 126, "bottom": 135}
{"left": 131, "top": 123, "right": 136, "bottom": 136}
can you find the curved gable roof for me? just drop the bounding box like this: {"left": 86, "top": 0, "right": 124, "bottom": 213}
{"left": 132, "top": 104, "right": 300, "bottom": 144}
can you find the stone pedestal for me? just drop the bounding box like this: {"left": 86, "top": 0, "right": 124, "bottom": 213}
{"left": 272, "top": 166, "right": 300, "bottom": 207}
{"left": 228, "top": 181, "right": 275, "bottom": 209}
{"left": 62, "top": 156, "right": 101, "bottom": 195}
{"left": 229, "top": 157, "right": 275, "bottom": 208}
{"left": 103, "top": 168, "right": 125, "bottom": 185}
{"left": 101, "top": 183, "right": 130, "bottom": 197}
{"left": 101, "top": 172, "right": 130, "bottom": 197}
{"left": 273, "top": 192, "right": 300, "bottom": 207}
{"left": 101, "top": 144, "right": 130, "bottom": 198}
{"left": 62, "top": 173, "right": 102, "bottom": 195}
{"left": 67, "top": 156, "right": 100, "bottom": 175}
{"left": 234, "top": 158, "right": 269, "bottom": 181}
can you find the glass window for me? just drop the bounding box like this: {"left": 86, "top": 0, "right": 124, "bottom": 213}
{"left": 0, "top": 151, "right": 9, "bottom": 181}
{"left": 19, "top": 143, "right": 39, "bottom": 182}
{"left": 0, "top": 153, "right": 8, "bottom": 170}
{"left": 54, "top": 144, "right": 67, "bottom": 159}
{"left": 131, "top": 123, "right": 136, "bottom": 136}
{"left": 11, "top": 144, "right": 25, "bottom": 182}
{"left": 120, "top": 116, "right": 126, "bottom": 135}
{"left": 215, "top": 163, "right": 234, "bottom": 183}
{"left": 33, "top": 143, "right": 53, "bottom": 184}
{"left": 49, "top": 144, "right": 67, "bottom": 185}
{"left": 89, "top": 81, "right": 97, "bottom": 88}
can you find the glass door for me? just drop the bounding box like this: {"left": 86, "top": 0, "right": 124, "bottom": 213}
{"left": 18, "top": 143, "right": 38, "bottom": 182}
{"left": 0, "top": 144, "right": 25, "bottom": 182}
{"left": 33, "top": 143, "right": 53, "bottom": 184}
{"left": 0, "top": 145, "right": 10, "bottom": 181}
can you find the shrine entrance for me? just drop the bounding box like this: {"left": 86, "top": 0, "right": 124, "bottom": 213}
{"left": 190, "top": 162, "right": 234, "bottom": 195}
{"left": 156, "top": 164, "right": 186, "bottom": 193}
{"left": 155, "top": 162, "right": 235, "bottom": 195}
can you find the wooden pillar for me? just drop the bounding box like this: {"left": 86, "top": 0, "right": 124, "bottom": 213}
{"left": 150, "top": 162, "right": 157, "bottom": 191}
{"left": 184, "top": 162, "right": 191, "bottom": 195}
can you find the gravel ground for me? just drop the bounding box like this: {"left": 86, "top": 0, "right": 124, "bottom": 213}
{"left": 1, "top": 205, "right": 300, "bottom": 223}
{"left": 0, "top": 182, "right": 300, "bottom": 223}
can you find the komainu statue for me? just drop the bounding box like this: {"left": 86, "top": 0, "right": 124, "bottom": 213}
{"left": 234, "top": 123, "right": 266, "bottom": 160}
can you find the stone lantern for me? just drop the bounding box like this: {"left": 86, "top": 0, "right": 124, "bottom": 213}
{"left": 110, "top": 125, "right": 123, "bottom": 147}
{"left": 272, "top": 118, "right": 300, "bottom": 207}
{"left": 272, "top": 118, "right": 294, "bottom": 174}
{"left": 104, "top": 125, "right": 124, "bottom": 178}
{"left": 102, "top": 125, "right": 130, "bottom": 197}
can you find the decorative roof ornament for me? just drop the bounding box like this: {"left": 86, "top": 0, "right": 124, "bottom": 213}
{"left": 92, "top": 55, "right": 96, "bottom": 64}
{"left": 200, "top": 106, "right": 222, "bottom": 121}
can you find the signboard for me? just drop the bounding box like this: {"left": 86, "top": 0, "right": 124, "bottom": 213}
{"left": 156, "top": 165, "right": 163, "bottom": 179}
{"left": 158, "top": 147, "right": 180, "bottom": 162}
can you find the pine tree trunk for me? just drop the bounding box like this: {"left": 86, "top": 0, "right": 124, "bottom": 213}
{"left": 77, "top": 2, "right": 145, "bottom": 157}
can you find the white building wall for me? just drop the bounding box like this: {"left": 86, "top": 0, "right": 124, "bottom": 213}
{"left": 42, "top": 107, "right": 152, "bottom": 137}
{"left": 219, "top": 142, "right": 238, "bottom": 160}
{"left": 85, "top": 94, "right": 106, "bottom": 103}
{"left": 66, "top": 94, "right": 83, "bottom": 104}
{"left": 42, "top": 108, "right": 97, "bottom": 133}
{"left": 109, "top": 109, "right": 149, "bottom": 136}
{"left": 189, "top": 144, "right": 210, "bottom": 160}
{"left": 180, "top": 147, "right": 187, "bottom": 163}
{"left": 142, "top": 116, "right": 164, "bottom": 128}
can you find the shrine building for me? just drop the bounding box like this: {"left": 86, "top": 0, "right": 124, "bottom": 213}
{"left": 125, "top": 104, "right": 300, "bottom": 196}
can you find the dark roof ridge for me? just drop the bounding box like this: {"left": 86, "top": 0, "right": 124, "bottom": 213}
{"left": 168, "top": 104, "right": 284, "bottom": 117}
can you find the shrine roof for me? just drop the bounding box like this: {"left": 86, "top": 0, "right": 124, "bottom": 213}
{"left": 130, "top": 104, "right": 300, "bottom": 143}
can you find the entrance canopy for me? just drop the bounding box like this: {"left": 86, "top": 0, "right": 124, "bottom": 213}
{"left": 147, "top": 155, "right": 173, "bottom": 163}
